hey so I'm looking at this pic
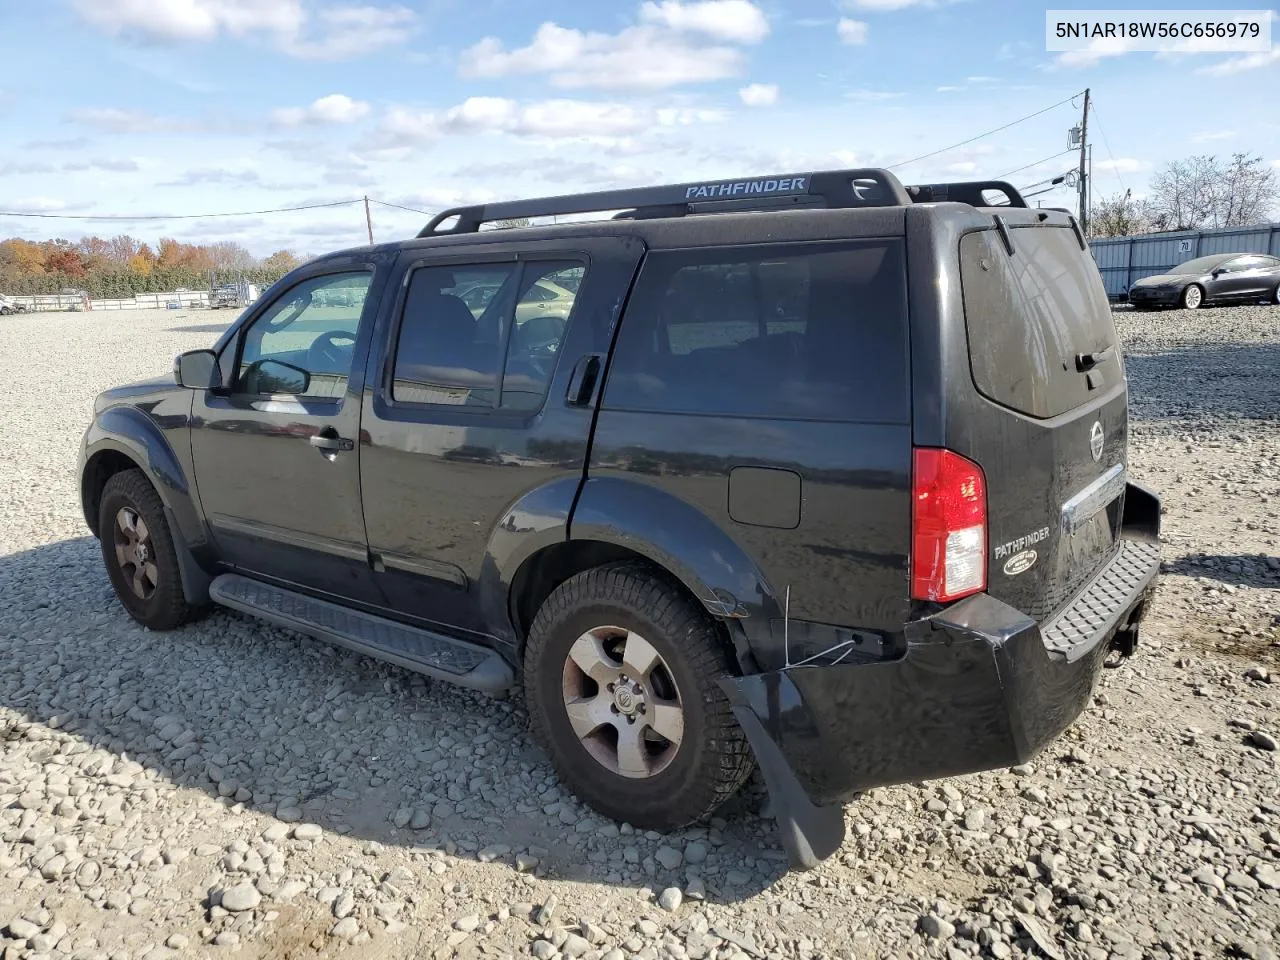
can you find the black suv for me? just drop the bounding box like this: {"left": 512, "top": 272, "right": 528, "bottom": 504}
{"left": 79, "top": 169, "right": 1160, "bottom": 868}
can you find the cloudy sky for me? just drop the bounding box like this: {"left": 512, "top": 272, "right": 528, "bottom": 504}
{"left": 1, "top": 0, "right": 1277, "bottom": 255}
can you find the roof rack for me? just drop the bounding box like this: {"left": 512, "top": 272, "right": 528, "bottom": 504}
{"left": 904, "top": 180, "right": 1027, "bottom": 208}
{"left": 416, "top": 169, "right": 1027, "bottom": 236}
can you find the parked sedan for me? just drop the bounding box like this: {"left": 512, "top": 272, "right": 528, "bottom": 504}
{"left": 1129, "top": 253, "right": 1280, "bottom": 310}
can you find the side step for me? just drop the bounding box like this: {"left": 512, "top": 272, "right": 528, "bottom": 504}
{"left": 209, "top": 574, "right": 514, "bottom": 694}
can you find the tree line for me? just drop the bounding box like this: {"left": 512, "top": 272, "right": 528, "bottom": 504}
{"left": 1090, "top": 153, "right": 1278, "bottom": 239}
{"left": 0, "top": 235, "right": 306, "bottom": 298}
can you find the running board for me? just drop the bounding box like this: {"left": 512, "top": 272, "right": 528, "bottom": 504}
{"left": 209, "top": 574, "right": 513, "bottom": 694}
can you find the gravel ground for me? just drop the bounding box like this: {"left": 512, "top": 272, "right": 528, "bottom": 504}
{"left": 0, "top": 305, "right": 1276, "bottom": 960}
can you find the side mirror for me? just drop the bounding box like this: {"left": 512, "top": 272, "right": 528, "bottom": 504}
{"left": 174, "top": 349, "right": 220, "bottom": 390}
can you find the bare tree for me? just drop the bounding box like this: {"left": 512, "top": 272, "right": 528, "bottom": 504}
{"left": 1089, "top": 189, "right": 1152, "bottom": 238}
{"left": 207, "top": 241, "right": 258, "bottom": 272}
{"left": 1146, "top": 155, "right": 1218, "bottom": 231}
{"left": 1147, "top": 154, "right": 1278, "bottom": 232}
{"left": 1210, "top": 153, "right": 1278, "bottom": 228}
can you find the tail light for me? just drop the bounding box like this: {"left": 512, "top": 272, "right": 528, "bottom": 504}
{"left": 911, "top": 447, "right": 987, "bottom": 602}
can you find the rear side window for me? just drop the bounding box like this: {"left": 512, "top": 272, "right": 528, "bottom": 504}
{"left": 960, "top": 225, "right": 1119, "bottom": 419}
{"left": 604, "top": 241, "right": 909, "bottom": 422}
{"left": 392, "top": 260, "right": 582, "bottom": 410}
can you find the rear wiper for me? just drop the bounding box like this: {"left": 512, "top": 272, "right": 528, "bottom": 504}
{"left": 1075, "top": 345, "right": 1114, "bottom": 372}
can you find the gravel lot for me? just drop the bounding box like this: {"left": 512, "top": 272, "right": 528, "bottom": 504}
{"left": 1, "top": 304, "right": 1276, "bottom": 960}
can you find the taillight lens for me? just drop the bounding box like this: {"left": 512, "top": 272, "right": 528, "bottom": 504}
{"left": 911, "top": 447, "right": 987, "bottom": 602}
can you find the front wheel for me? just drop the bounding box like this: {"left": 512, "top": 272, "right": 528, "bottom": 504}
{"left": 524, "top": 562, "right": 754, "bottom": 830}
{"left": 1181, "top": 284, "right": 1204, "bottom": 309}
{"left": 99, "top": 469, "right": 206, "bottom": 631}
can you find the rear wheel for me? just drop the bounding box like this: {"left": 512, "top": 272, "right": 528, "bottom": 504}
{"left": 523, "top": 562, "right": 754, "bottom": 829}
{"left": 1181, "top": 284, "right": 1204, "bottom": 309}
{"left": 99, "top": 469, "right": 205, "bottom": 631}
{"left": 1272, "top": 283, "right": 1280, "bottom": 305}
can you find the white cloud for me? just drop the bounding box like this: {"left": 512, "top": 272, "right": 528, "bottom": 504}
{"left": 936, "top": 85, "right": 964, "bottom": 92}
{"left": 280, "top": 6, "right": 415, "bottom": 60}
{"left": 374, "top": 97, "right": 726, "bottom": 148}
{"left": 638, "top": 1, "right": 768, "bottom": 43}
{"left": 1094, "top": 157, "right": 1150, "bottom": 174}
{"left": 1191, "top": 130, "right": 1236, "bottom": 143}
{"left": 945, "top": 160, "right": 978, "bottom": 175}
{"left": 845, "top": 88, "right": 901, "bottom": 101}
{"left": 273, "top": 94, "right": 371, "bottom": 126}
{"left": 4, "top": 197, "right": 70, "bottom": 213}
{"left": 2, "top": 161, "right": 57, "bottom": 175}
{"left": 1197, "top": 49, "right": 1280, "bottom": 75}
{"left": 71, "top": 0, "right": 414, "bottom": 61}
{"left": 161, "top": 166, "right": 262, "bottom": 186}
{"left": 63, "top": 158, "right": 142, "bottom": 172}
{"left": 739, "top": 83, "right": 778, "bottom": 106}
{"left": 73, "top": 0, "right": 303, "bottom": 42}
{"left": 68, "top": 108, "right": 182, "bottom": 133}
{"left": 459, "top": 1, "right": 764, "bottom": 90}
{"left": 837, "top": 18, "right": 868, "bottom": 45}
{"left": 841, "top": 0, "right": 929, "bottom": 9}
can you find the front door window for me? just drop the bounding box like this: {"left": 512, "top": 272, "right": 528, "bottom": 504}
{"left": 237, "top": 272, "right": 372, "bottom": 398}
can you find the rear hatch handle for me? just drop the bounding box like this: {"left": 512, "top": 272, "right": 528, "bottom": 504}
{"left": 1074, "top": 345, "right": 1114, "bottom": 372}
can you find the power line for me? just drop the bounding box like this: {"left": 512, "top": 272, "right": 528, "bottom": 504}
{"left": 887, "top": 91, "right": 1085, "bottom": 171}
{"left": 1088, "top": 99, "right": 1127, "bottom": 196}
{"left": 0, "top": 199, "right": 362, "bottom": 222}
{"left": 368, "top": 198, "right": 435, "bottom": 217}
{"left": 997, "top": 149, "right": 1076, "bottom": 181}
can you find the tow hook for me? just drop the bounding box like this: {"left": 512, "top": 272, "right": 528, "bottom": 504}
{"left": 1104, "top": 624, "right": 1139, "bottom": 667}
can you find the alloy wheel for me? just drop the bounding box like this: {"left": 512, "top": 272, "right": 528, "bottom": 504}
{"left": 113, "top": 506, "right": 159, "bottom": 600}
{"left": 560, "top": 625, "right": 685, "bottom": 779}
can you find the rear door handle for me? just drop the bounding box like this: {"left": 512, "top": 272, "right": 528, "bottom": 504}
{"left": 565, "top": 354, "right": 602, "bottom": 407}
{"left": 1075, "top": 346, "right": 1114, "bottom": 372}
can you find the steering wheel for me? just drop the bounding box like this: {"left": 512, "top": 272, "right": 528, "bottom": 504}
{"left": 308, "top": 330, "right": 356, "bottom": 372}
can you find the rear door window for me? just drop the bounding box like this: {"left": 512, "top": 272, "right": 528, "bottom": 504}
{"left": 603, "top": 241, "right": 909, "bottom": 423}
{"left": 959, "top": 225, "right": 1119, "bottom": 419}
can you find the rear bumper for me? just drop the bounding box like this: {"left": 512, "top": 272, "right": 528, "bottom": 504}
{"left": 722, "top": 481, "right": 1161, "bottom": 868}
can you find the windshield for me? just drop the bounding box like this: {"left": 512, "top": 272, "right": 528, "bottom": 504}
{"left": 1170, "top": 255, "right": 1233, "bottom": 275}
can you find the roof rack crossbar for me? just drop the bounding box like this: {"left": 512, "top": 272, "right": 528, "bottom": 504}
{"left": 904, "top": 180, "right": 1028, "bottom": 208}
{"left": 418, "top": 168, "right": 913, "bottom": 236}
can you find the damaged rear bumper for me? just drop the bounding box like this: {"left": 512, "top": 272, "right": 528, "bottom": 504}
{"left": 721, "top": 483, "right": 1161, "bottom": 870}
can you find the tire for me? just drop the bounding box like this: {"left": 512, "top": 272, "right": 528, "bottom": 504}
{"left": 1181, "top": 284, "right": 1204, "bottom": 309}
{"left": 1272, "top": 283, "right": 1280, "bottom": 306}
{"left": 98, "top": 469, "right": 205, "bottom": 631}
{"left": 524, "top": 562, "right": 754, "bottom": 830}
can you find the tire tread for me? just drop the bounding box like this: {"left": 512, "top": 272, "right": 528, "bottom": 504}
{"left": 523, "top": 561, "right": 754, "bottom": 828}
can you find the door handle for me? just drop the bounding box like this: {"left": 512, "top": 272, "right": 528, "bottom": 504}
{"left": 310, "top": 429, "right": 354, "bottom": 452}
{"left": 565, "top": 354, "right": 602, "bottom": 407}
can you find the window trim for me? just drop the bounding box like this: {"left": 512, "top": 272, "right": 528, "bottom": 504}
{"left": 382, "top": 252, "right": 589, "bottom": 418}
{"left": 227, "top": 266, "right": 376, "bottom": 402}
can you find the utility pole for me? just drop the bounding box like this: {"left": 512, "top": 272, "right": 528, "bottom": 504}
{"left": 1077, "top": 88, "right": 1090, "bottom": 237}
{"left": 363, "top": 195, "right": 374, "bottom": 245}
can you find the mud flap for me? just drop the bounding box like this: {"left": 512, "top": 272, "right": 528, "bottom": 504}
{"left": 165, "top": 506, "right": 211, "bottom": 606}
{"left": 720, "top": 679, "right": 846, "bottom": 870}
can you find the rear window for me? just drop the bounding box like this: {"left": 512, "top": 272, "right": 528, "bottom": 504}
{"left": 604, "top": 241, "right": 909, "bottom": 422}
{"left": 960, "top": 225, "right": 1119, "bottom": 419}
